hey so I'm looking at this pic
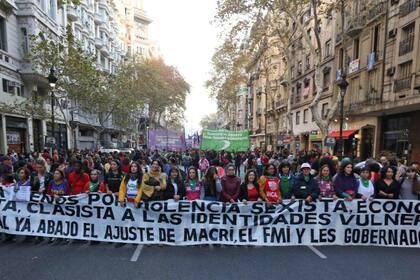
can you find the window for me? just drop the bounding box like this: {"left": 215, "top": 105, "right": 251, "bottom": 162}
{"left": 372, "top": 25, "right": 380, "bottom": 53}
{"left": 297, "top": 61, "right": 302, "bottom": 75}
{"left": 305, "top": 54, "right": 310, "bottom": 70}
{"left": 296, "top": 83, "right": 302, "bottom": 103}
{"left": 0, "top": 17, "right": 7, "bottom": 51}
{"left": 321, "top": 103, "right": 329, "bottom": 120}
{"left": 2, "top": 79, "right": 21, "bottom": 95}
{"left": 324, "top": 40, "right": 331, "bottom": 58}
{"left": 353, "top": 38, "right": 360, "bottom": 59}
{"left": 399, "top": 23, "right": 415, "bottom": 56}
{"left": 291, "top": 66, "right": 295, "bottom": 78}
{"left": 303, "top": 109, "right": 308, "bottom": 123}
{"left": 296, "top": 111, "right": 300, "bottom": 125}
{"left": 307, "top": 28, "right": 312, "bottom": 41}
{"left": 323, "top": 70, "right": 331, "bottom": 91}
{"left": 398, "top": 61, "right": 412, "bottom": 79}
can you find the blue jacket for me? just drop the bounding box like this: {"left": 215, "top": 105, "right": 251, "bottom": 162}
{"left": 292, "top": 174, "right": 320, "bottom": 199}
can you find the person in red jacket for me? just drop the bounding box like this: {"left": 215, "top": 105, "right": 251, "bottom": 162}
{"left": 67, "top": 160, "right": 89, "bottom": 195}
{"left": 220, "top": 164, "right": 241, "bottom": 203}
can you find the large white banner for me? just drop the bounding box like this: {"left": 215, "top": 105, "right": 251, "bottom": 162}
{"left": 1, "top": 188, "right": 419, "bottom": 247}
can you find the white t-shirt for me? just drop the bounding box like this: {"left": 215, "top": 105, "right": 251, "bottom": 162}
{"left": 357, "top": 179, "right": 375, "bottom": 199}
{"left": 126, "top": 178, "right": 138, "bottom": 198}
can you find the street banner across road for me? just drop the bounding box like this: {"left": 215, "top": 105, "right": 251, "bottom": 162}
{"left": 148, "top": 129, "right": 186, "bottom": 151}
{"left": 200, "top": 129, "right": 250, "bottom": 151}
{"left": 1, "top": 189, "right": 420, "bottom": 247}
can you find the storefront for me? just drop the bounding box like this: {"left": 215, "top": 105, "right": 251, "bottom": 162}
{"left": 380, "top": 111, "right": 420, "bottom": 162}
{"left": 5, "top": 116, "right": 28, "bottom": 154}
{"left": 309, "top": 130, "right": 323, "bottom": 152}
{"left": 328, "top": 129, "right": 359, "bottom": 157}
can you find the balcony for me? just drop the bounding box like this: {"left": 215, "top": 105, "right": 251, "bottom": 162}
{"left": 394, "top": 77, "right": 411, "bottom": 92}
{"left": 94, "top": 12, "right": 104, "bottom": 25}
{"left": 399, "top": 36, "right": 414, "bottom": 56}
{"left": 275, "top": 99, "right": 287, "bottom": 110}
{"left": 101, "top": 47, "right": 110, "bottom": 57}
{"left": 346, "top": 16, "right": 366, "bottom": 37}
{"left": 399, "top": 0, "right": 419, "bottom": 17}
{"left": 67, "top": 5, "right": 79, "bottom": 22}
{"left": 256, "top": 108, "right": 262, "bottom": 116}
{"left": 367, "top": 1, "right": 386, "bottom": 21}
{"left": 95, "top": 38, "right": 104, "bottom": 49}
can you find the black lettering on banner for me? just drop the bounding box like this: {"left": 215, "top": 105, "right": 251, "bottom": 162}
{"left": 159, "top": 228, "right": 175, "bottom": 242}
{"left": 250, "top": 202, "right": 264, "bottom": 214}
{"left": 122, "top": 208, "right": 135, "bottom": 221}
{"left": 357, "top": 200, "right": 367, "bottom": 214}
{"left": 83, "top": 223, "right": 98, "bottom": 238}
{"left": 2, "top": 201, "right": 16, "bottom": 212}
{"left": 0, "top": 215, "right": 10, "bottom": 230}
{"left": 15, "top": 217, "right": 31, "bottom": 232}
{"left": 333, "top": 200, "right": 349, "bottom": 213}
{"left": 0, "top": 187, "right": 4, "bottom": 198}
{"left": 296, "top": 228, "right": 306, "bottom": 244}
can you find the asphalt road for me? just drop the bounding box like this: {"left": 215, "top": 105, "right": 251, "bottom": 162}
{"left": 0, "top": 236, "right": 419, "bottom": 280}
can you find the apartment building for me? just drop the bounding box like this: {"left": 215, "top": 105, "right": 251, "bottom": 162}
{"left": 332, "top": 0, "right": 420, "bottom": 161}
{"left": 0, "top": 0, "right": 154, "bottom": 153}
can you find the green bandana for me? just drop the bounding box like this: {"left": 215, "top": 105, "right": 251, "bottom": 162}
{"left": 304, "top": 175, "right": 310, "bottom": 183}
{"left": 189, "top": 179, "right": 197, "bottom": 191}
{"left": 361, "top": 178, "right": 370, "bottom": 188}
{"left": 321, "top": 176, "right": 331, "bottom": 182}
{"left": 89, "top": 181, "right": 99, "bottom": 192}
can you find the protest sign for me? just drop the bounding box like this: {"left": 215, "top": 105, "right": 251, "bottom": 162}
{"left": 200, "top": 129, "right": 250, "bottom": 151}
{"left": 0, "top": 190, "right": 419, "bottom": 247}
{"left": 148, "top": 129, "right": 186, "bottom": 151}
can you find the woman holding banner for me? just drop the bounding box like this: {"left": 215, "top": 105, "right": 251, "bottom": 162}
{"left": 375, "top": 166, "right": 400, "bottom": 200}
{"left": 184, "top": 167, "right": 202, "bottom": 201}
{"left": 133, "top": 160, "right": 167, "bottom": 205}
{"left": 220, "top": 164, "right": 241, "bottom": 203}
{"left": 201, "top": 166, "right": 222, "bottom": 201}
{"left": 356, "top": 166, "right": 375, "bottom": 201}
{"left": 333, "top": 161, "right": 358, "bottom": 200}
{"left": 278, "top": 161, "right": 294, "bottom": 199}
{"left": 315, "top": 164, "right": 337, "bottom": 200}
{"left": 292, "top": 163, "right": 319, "bottom": 202}
{"left": 259, "top": 163, "right": 282, "bottom": 205}
{"left": 164, "top": 167, "right": 185, "bottom": 201}
{"left": 240, "top": 170, "right": 261, "bottom": 202}
{"left": 118, "top": 162, "right": 143, "bottom": 207}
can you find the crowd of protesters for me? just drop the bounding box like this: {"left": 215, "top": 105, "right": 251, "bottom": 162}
{"left": 0, "top": 147, "right": 419, "bottom": 243}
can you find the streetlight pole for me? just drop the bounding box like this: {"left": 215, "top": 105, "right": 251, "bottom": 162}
{"left": 47, "top": 67, "right": 58, "bottom": 149}
{"left": 337, "top": 74, "right": 348, "bottom": 158}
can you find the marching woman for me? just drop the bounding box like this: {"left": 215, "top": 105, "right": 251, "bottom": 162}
{"left": 104, "top": 160, "right": 123, "bottom": 195}
{"left": 46, "top": 169, "right": 68, "bottom": 244}
{"left": 240, "top": 169, "right": 261, "bottom": 203}
{"left": 399, "top": 167, "right": 420, "bottom": 200}
{"left": 184, "top": 167, "right": 202, "bottom": 201}
{"left": 356, "top": 166, "right": 375, "bottom": 201}
{"left": 220, "top": 164, "right": 241, "bottom": 203}
{"left": 133, "top": 160, "right": 167, "bottom": 206}
{"left": 333, "top": 161, "right": 358, "bottom": 201}
{"left": 292, "top": 163, "right": 320, "bottom": 202}
{"left": 86, "top": 169, "right": 106, "bottom": 193}
{"left": 259, "top": 163, "right": 282, "bottom": 205}
{"left": 375, "top": 166, "right": 400, "bottom": 200}
{"left": 164, "top": 167, "right": 185, "bottom": 201}
{"left": 278, "top": 161, "right": 294, "bottom": 199}
{"left": 201, "top": 166, "right": 222, "bottom": 201}
{"left": 315, "top": 164, "right": 337, "bottom": 199}
{"left": 118, "top": 162, "right": 143, "bottom": 207}
{"left": 16, "top": 167, "right": 32, "bottom": 191}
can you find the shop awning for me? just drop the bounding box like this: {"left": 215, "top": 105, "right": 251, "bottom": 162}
{"left": 328, "top": 130, "right": 358, "bottom": 140}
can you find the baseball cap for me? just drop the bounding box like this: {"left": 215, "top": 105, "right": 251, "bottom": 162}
{"left": 300, "top": 163, "right": 311, "bottom": 170}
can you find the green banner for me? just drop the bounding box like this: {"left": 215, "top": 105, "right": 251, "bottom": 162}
{"left": 200, "top": 129, "right": 250, "bottom": 151}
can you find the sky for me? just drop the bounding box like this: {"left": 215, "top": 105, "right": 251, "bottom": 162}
{"left": 144, "top": 0, "right": 219, "bottom": 135}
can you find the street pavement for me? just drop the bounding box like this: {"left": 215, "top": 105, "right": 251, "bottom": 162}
{"left": 0, "top": 236, "right": 419, "bottom": 280}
